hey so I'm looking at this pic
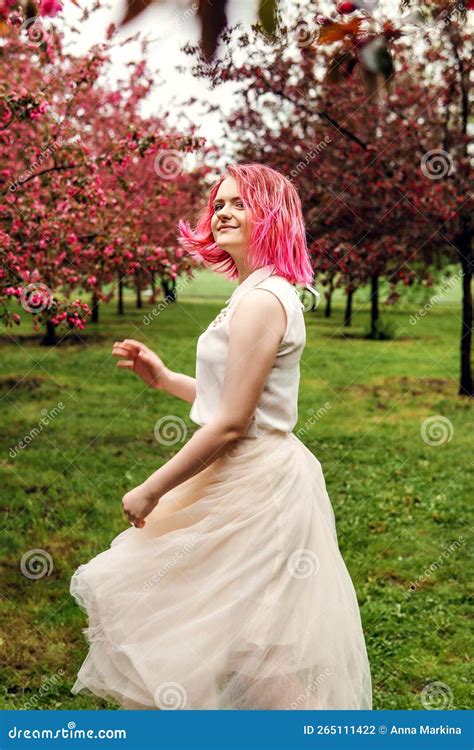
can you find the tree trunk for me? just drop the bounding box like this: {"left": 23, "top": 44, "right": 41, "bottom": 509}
{"left": 135, "top": 269, "right": 142, "bottom": 309}
{"left": 118, "top": 273, "right": 124, "bottom": 315}
{"left": 448, "top": 35, "right": 472, "bottom": 396}
{"left": 458, "top": 219, "right": 473, "bottom": 396}
{"left": 161, "top": 277, "right": 177, "bottom": 303}
{"left": 324, "top": 278, "right": 334, "bottom": 318}
{"left": 41, "top": 319, "right": 57, "bottom": 346}
{"left": 91, "top": 291, "right": 99, "bottom": 323}
{"left": 370, "top": 274, "right": 379, "bottom": 338}
{"left": 344, "top": 287, "right": 354, "bottom": 327}
{"left": 150, "top": 271, "right": 156, "bottom": 304}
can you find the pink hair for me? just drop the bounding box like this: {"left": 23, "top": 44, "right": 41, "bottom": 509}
{"left": 177, "top": 163, "right": 314, "bottom": 284}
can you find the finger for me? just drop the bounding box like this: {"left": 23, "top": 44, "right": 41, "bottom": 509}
{"left": 112, "top": 344, "right": 138, "bottom": 359}
{"left": 128, "top": 514, "right": 145, "bottom": 529}
{"left": 112, "top": 344, "right": 130, "bottom": 352}
{"left": 123, "top": 339, "right": 151, "bottom": 354}
{"left": 112, "top": 345, "right": 132, "bottom": 357}
{"left": 116, "top": 360, "right": 135, "bottom": 369}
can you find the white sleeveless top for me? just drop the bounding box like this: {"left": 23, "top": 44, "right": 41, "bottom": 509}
{"left": 189, "top": 264, "right": 306, "bottom": 438}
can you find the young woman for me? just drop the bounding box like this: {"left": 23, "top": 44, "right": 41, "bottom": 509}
{"left": 70, "top": 163, "right": 372, "bottom": 710}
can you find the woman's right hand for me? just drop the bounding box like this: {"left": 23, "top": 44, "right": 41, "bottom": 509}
{"left": 112, "top": 339, "right": 170, "bottom": 390}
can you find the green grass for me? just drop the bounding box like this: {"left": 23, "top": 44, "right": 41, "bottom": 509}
{"left": 0, "top": 279, "right": 472, "bottom": 711}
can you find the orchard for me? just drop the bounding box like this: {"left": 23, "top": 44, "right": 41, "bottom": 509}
{"left": 0, "top": 0, "right": 472, "bottom": 714}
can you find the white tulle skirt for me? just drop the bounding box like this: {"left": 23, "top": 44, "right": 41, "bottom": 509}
{"left": 70, "top": 429, "right": 372, "bottom": 710}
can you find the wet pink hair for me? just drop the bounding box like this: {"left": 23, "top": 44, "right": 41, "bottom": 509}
{"left": 177, "top": 163, "right": 314, "bottom": 284}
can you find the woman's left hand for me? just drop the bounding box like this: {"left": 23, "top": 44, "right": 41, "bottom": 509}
{"left": 122, "top": 485, "right": 159, "bottom": 528}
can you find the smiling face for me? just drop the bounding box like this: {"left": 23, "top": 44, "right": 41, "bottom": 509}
{"left": 211, "top": 177, "right": 251, "bottom": 265}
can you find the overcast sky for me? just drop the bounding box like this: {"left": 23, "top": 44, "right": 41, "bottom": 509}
{"left": 59, "top": 0, "right": 474, "bottom": 163}
{"left": 61, "top": 0, "right": 263, "bottom": 148}
{"left": 59, "top": 0, "right": 411, "bottom": 153}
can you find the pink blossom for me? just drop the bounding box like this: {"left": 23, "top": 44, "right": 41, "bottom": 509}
{"left": 39, "top": 0, "right": 63, "bottom": 18}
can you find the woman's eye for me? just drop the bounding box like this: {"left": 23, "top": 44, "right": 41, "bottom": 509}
{"left": 214, "top": 202, "right": 244, "bottom": 211}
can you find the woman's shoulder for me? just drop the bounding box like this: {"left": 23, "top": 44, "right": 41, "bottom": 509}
{"left": 255, "top": 274, "right": 305, "bottom": 311}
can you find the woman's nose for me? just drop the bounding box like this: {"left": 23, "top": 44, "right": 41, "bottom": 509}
{"left": 217, "top": 205, "right": 231, "bottom": 219}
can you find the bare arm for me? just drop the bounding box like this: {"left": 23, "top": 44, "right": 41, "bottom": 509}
{"left": 138, "top": 289, "right": 287, "bottom": 504}
{"left": 158, "top": 370, "right": 196, "bottom": 403}
{"left": 112, "top": 338, "right": 196, "bottom": 404}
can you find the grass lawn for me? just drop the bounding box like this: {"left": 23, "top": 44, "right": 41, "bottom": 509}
{"left": 0, "top": 276, "right": 472, "bottom": 710}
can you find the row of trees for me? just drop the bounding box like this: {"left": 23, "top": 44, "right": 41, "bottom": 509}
{"left": 1, "top": 0, "right": 471, "bottom": 395}
{"left": 184, "top": 0, "right": 472, "bottom": 395}
{"left": 0, "top": 0, "right": 213, "bottom": 343}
